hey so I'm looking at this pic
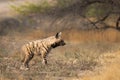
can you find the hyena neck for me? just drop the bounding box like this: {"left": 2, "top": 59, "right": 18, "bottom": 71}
{"left": 50, "top": 38, "right": 61, "bottom": 48}
{"left": 51, "top": 42, "right": 59, "bottom": 48}
{"left": 44, "top": 36, "right": 60, "bottom": 48}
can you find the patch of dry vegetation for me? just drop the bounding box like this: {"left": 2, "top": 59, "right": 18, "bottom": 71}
{"left": 63, "top": 28, "right": 120, "bottom": 43}
{"left": 0, "top": 28, "right": 120, "bottom": 80}
{"left": 1, "top": 39, "right": 120, "bottom": 80}
{"left": 2, "top": 28, "right": 120, "bottom": 43}
{"left": 81, "top": 51, "right": 120, "bottom": 80}
{"left": 0, "top": 43, "right": 102, "bottom": 80}
{"left": 1, "top": 28, "right": 120, "bottom": 58}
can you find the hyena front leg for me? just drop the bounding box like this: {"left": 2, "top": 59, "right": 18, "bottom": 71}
{"left": 41, "top": 52, "right": 47, "bottom": 65}
{"left": 23, "top": 53, "right": 34, "bottom": 68}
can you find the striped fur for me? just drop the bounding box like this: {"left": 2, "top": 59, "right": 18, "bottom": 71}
{"left": 20, "top": 32, "right": 65, "bottom": 70}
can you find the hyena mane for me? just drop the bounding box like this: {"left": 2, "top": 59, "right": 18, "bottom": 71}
{"left": 20, "top": 32, "right": 66, "bottom": 70}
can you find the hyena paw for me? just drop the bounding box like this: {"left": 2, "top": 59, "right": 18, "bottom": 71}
{"left": 20, "top": 65, "right": 29, "bottom": 70}
{"left": 42, "top": 60, "right": 47, "bottom": 65}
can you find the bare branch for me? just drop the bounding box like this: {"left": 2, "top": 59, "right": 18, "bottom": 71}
{"left": 116, "top": 16, "right": 120, "bottom": 29}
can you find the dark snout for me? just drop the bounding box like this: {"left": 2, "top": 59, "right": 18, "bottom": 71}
{"left": 51, "top": 40, "right": 66, "bottom": 48}
{"left": 61, "top": 40, "right": 66, "bottom": 46}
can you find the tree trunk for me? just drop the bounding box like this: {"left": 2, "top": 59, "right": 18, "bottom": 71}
{"left": 116, "top": 16, "right": 120, "bottom": 29}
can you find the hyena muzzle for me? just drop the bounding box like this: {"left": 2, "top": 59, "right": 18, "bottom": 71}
{"left": 20, "top": 32, "right": 66, "bottom": 70}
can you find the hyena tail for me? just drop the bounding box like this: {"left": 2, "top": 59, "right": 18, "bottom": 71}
{"left": 21, "top": 55, "right": 25, "bottom": 62}
{"left": 21, "top": 45, "right": 26, "bottom": 62}
{"left": 20, "top": 50, "right": 25, "bottom": 62}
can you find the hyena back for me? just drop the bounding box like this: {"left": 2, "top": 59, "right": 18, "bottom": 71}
{"left": 20, "top": 32, "right": 66, "bottom": 70}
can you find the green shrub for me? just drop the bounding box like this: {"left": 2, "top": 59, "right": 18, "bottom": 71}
{"left": 11, "top": 0, "right": 75, "bottom": 15}
{"left": 85, "top": 3, "right": 111, "bottom": 18}
{"left": 57, "top": 0, "right": 73, "bottom": 8}
{"left": 11, "top": 1, "right": 51, "bottom": 15}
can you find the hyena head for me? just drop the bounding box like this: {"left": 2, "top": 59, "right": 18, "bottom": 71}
{"left": 51, "top": 32, "right": 66, "bottom": 48}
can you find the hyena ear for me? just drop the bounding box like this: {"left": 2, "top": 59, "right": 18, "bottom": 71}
{"left": 55, "top": 32, "right": 62, "bottom": 38}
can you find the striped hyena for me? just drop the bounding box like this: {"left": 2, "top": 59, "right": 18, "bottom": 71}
{"left": 20, "top": 32, "right": 66, "bottom": 70}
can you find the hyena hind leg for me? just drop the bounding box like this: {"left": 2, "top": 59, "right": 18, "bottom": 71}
{"left": 24, "top": 54, "right": 34, "bottom": 67}
{"left": 21, "top": 54, "right": 34, "bottom": 70}
{"left": 42, "top": 58, "right": 47, "bottom": 65}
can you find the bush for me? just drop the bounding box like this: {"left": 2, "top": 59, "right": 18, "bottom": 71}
{"left": 85, "top": 3, "right": 111, "bottom": 19}
{"left": 11, "top": 0, "right": 75, "bottom": 15}
{"left": 11, "top": 1, "right": 51, "bottom": 15}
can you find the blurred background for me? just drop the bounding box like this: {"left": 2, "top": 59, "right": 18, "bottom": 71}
{"left": 0, "top": 0, "right": 120, "bottom": 54}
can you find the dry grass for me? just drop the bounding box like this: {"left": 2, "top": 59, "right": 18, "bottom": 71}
{"left": 63, "top": 28, "right": 120, "bottom": 43}
{"left": 1, "top": 42, "right": 120, "bottom": 80}
{"left": 0, "top": 28, "right": 120, "bottom": 80}
{"left": 81, "top": 51, "right": 120, "bottom": 80}
{"left": 5, "top": 28, "right": 120, "bottom": 43}
{"left": 0, "top": 43, "right": 102, "bottom": 80}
